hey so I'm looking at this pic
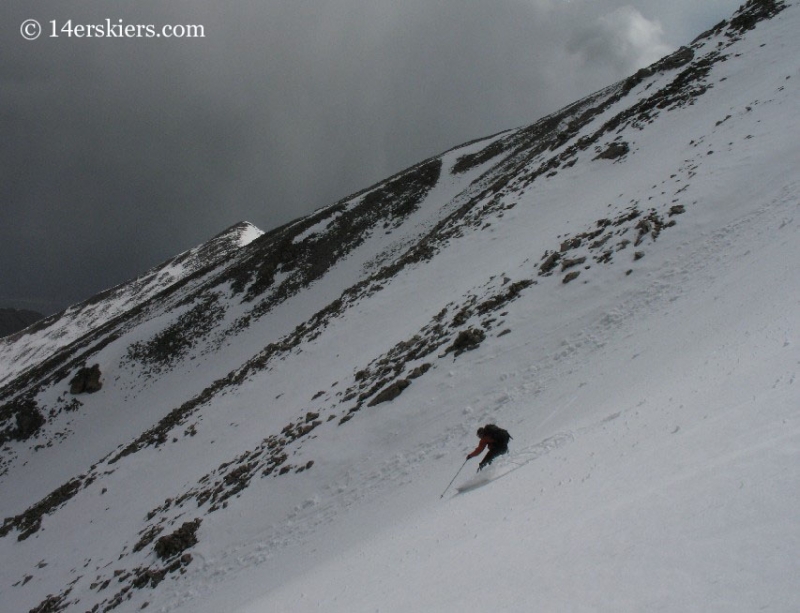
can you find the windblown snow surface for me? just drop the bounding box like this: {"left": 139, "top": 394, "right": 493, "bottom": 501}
{"left": 1, "top": 2, "right": 798, "bottom": 612}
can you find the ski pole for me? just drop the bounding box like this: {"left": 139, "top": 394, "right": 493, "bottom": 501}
{"left": 440, "top": 459, "right": 468, "bottom": 498}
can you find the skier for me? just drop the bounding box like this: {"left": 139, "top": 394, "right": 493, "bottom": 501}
{"left": 467, "top": 424, "right": 511, "bottom": 471}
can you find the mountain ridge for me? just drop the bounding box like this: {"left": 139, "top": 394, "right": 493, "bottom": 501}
{"left": 0, "top": 309, "right": 43, "bottom": 339}
{"left": 0, "top": 221, "right": 264, "bottom": 389}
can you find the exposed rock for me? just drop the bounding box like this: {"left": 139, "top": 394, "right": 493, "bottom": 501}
{"left": 69, "top": 364, "right": 102, "bottom": 395}
{"left": 0, "top": 396, "right": 46, "bottom": 445}
{"left": 28, "top": 591, "right": 70, "bottom": 613}
{"left": 476, "top": 280, "right": 534, "bottom": 314}
{"left": 132, "top": 567, "right": 167, "bottom": 589}
{"left": 594, "top": 141, "right": 630, "bottom": 161}
{"left": 560, "top": 237, "right": 582, "bottom": 251}
{"left": 539, "top": 251, "right": 562, "bottom": 276}
{"left": 154, "top": 519, "right": 201, "bottom": 560}
{"left": 452, "top": 138, "right": 509, "bottom": 174}
{"left": 368, "top": 379, "right": 411, "bottom": 407}
{"left": 408, "top": 363, "right": 432, "bottom": 379}
{"left": 728, "top": 0, "right": 787, "bottom": 34}
{"left": 133, "top": 526, "right": 164, "bottom": 553}
{"left": 14, "top": 405, "right": 45, "bottom": 440}
{"left": 561, "top": 257, "right": 587, "bottom": 271}
{"left": 1, "top": 478, "right": 84, "bottom": 540}
{"left": 446, "top": 328, "right": 487, "bottom": 357}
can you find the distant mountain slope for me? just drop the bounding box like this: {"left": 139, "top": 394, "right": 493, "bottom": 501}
{"left": 0, "top": 309, "right": 42, "bottom": 338}
{"left": 0, "top": 1, "right": 797, "bottom": 612}
{"left": 0, "top": 221, "right": 263, "bottom": 387}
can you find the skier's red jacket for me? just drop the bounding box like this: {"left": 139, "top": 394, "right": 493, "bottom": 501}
{"left": 467, "top": 435, "right": 493, "bottom": 459}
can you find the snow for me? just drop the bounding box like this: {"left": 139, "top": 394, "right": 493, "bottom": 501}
{"left": 219, "top": 176, "right": 800, "bottom": 613}
{"left": 1, "top": 3, "right": 799, "bottom": 613}
{"left": 172, "top": 10, "right": 799, "bottom": 609}
{"left": 0, "top": 222, "right": 261, "bottom": 387}
{"left": 236, "top": 222, "right": 265, "bottom": 247}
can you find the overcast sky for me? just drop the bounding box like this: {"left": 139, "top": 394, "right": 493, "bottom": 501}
{"left": 2, "top": 0, "right": 743, "bottom": 315}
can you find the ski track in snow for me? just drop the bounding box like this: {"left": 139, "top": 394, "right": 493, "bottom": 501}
{"left": 454, "top": 431, "right": 575, "bottom": 494}
{"left": 159, "top": 154, "right": 800, "bottom": 613}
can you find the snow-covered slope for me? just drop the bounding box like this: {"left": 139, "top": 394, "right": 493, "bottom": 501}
{"left": 0, "top": 221, "right": 263, "bottom": 388}
{"left": 1, "top": 1, "right": 798, "bottom": 611}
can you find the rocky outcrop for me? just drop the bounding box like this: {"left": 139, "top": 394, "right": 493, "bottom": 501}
{"left": 69, "top": 365, "right": 102, "bottom": 394}
{"left": 154, "top": 519, "right": 202, "bottom": 560}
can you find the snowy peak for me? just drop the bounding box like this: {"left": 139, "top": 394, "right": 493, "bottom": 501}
{"left": 0, "top": 221, "right": 263, "bottom": 388}
{"left": 159, "top": 220, "right": 263, "bottom": 275}
{"left": 1, "top": 2, "right": 799, "bottom": 612}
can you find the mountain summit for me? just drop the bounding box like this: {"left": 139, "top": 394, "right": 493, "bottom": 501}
{"left": 1, "top": 1, "right": 798, "bottom": 611}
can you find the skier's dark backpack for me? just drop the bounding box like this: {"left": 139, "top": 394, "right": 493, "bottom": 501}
{"left": 483, "top": 424, "right": 511, "bottom": 447}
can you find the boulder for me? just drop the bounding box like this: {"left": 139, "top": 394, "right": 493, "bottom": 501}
{"left": 69, "top": 364, "right": 102, "bottom": 394}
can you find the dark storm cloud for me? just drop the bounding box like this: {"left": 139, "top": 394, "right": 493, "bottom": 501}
{"left": 2, "top": 1, "right": 255, "bottom": 312}
{"left": 1, "top": 0, "right": 743, "bottom": 314}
